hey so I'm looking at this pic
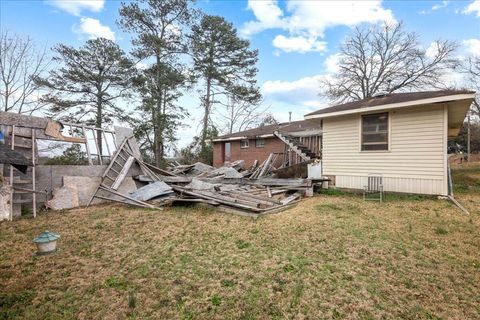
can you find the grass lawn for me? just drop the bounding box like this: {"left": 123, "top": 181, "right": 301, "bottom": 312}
{"left": 1, "top": 164, "right": 479, "bottom": 319}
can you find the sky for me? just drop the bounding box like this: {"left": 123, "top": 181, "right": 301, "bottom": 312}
{"left": 1, "top": 0, "right": 479, "bottom": 151}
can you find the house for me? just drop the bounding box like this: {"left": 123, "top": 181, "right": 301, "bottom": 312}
{"left": 212, "top": 120, "right": 322, "bottom": 168}
{"left": 304, "top": 90, "right": 476, "bottom": 196}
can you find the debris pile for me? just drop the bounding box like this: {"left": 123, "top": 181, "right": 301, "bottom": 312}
{"left": 87, "top": 137, "right": 326, "bottom": 217}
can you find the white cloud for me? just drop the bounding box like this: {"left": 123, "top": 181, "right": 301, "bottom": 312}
{"left": 272, "top": 35, "right": 327, "bottom": 53}
{"left": 242, "top": 0, "right": 395, "bottom": 53}
{"left": 263, "top": 75, "right": 329, "bottom": 108}
{"left": 463, "top": 38, "right": 480, "bottom": 56}
{"left": 432, "top": 1, "right": 450, "bottom": 10}
{"left": 74, "top": 17, "right": 115, "bottom": 41}
{"left": 46, "top": 0, "right": 105, "bottom": 16}
{"left": 426, "top": 41, "right": 442, "bottom": 59}
{"left": 419, "top": 1, "right": 450, "bottom": 15}
{"left": 242, "top": 0, "right": 285, "bottom": 36}
{"left": 463, "top": 0, "right": 480, "bottom": 17}
{"left": 324, "top": 53, "right": 342, "bottom": 73}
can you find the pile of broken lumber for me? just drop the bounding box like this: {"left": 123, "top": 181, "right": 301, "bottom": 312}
{"left": 87, "top": 140, "right": 320, "bottom": 217}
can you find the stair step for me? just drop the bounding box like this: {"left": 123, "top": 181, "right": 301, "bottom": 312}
{"left": 13, "top": 190, "right": 33, "bottom": 194}
{"left": 12, "top": 143, "right": 33, "bottom": 149}
{"left": 13, "top": 199, "right": 33, "bottom": 204}
{"left": 5, "top": 179, "right": 32, "bottom": 184}
{"left": 13, "top": 133, "right": 33, "bottom": 139}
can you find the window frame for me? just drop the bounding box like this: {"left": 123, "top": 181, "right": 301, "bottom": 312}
{"left": 255, "top": 138, "right": 265, "bottom": 148}
{"left": 224, "top": 142, "right": 231, "bottom": 161}
{"left": 360, "top": 112, "right": 390, "bottom": 152}
{"left": 240, "top": 139, "right": 249, "bottom": 149}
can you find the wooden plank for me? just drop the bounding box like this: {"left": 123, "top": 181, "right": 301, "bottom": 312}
{"left": 101, "top": 138, "right": 129, "bottom": 178}
{"left": 143, "top": 161, "right": 177, "bottom": 177}
{"left": 227, "top": 190, "right": 282, "bottom": 205}
{"left": 267, "top": 186, "right": 272, "bottom": 198}
{"left": 91, "top": 128, "right": 103, "bottom": 165}
{"left": 82, "top": 126, "right": 93, "bottom": 165}
{"left": 258, "top": 153, "right": 273, "bottom": 178}
{"left": 221, "top": 192, "right": 276, "bottom": 207}
{"left": 280, "top": 192, "right": 303, "bottom": 205}
{"left": 94, "top": 195, "right": 159, "bottom": 209}
{"left": 248, "top": 178, "right": 313, "bottom": 187}
{"left": 171, "top": 198, "right": 220, "bottom": 206}
{"left": 158, "top": 176, "right": 192, "bottom": 183}
{"left": 172, "top": 186, "right": 261, "bottom": 212}
{"left": 61, "top": 121, "right": 115, "bottom": 133}
{"left": 195, "top": 190, "right": 261, "bottom": 208}
{"left": 31, "top": 128, "right": 36, "bottom": 218}
{"left": 97, "top": 185, "right": 156, "bottom": 208}
{"left": 9, "top": 125, "right": 14, "bottom": 221}
{"left": 111, "top": 156, "right": 135, "bottom": 190}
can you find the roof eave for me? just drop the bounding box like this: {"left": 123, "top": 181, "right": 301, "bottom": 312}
{"left": 212, "top": 133, "right": 275, "bottom": 142}
{"left": 304, "top": 93, "right": 477, "bottom": 120}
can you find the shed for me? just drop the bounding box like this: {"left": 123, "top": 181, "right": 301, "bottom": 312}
{"left": 304, "top": 90, "right": 476, "bottom": 195}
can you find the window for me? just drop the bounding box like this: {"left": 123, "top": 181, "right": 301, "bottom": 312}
{"left": 240, "top": 139, "right": 249, "bottom": 148}
{"left": 255, "top": 138, "right": 265, "bottom": 148}
{"left": 361, "top": 112, "right": 388, "bottom": 151}
{"left": 224, "top": 142, "right": 231, "bottom": 161}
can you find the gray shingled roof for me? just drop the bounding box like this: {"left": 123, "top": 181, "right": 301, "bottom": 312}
{"left": 214, "top": 120, "right": 321, "bottom": 141}
{"left": 0, "top": 145, "right": 32, "bottom": 174}
{"left": 305, "top": 90, "right": 475, "bottom": 117}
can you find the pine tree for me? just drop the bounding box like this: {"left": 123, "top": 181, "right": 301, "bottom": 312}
{"left": 36, "top": 38, "right": 134, "bottom": 153}
{"left": 190, "top": 15, "right": 261, "bottom": 162}
{"left": 118, "top": 0, "right": 194, "bottom": 167}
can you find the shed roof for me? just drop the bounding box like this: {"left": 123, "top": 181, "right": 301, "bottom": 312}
{"left": 213, "top": 120, "right": 321, "bottom": 142}
{"left": 305, "top": 90, "right": 475, "bottom": 119}
{"left": 0, "top": 145, "right": 32, "bottom": 174}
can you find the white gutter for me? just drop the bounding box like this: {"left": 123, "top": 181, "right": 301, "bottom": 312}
{"left": 212, "top": 136, "right": 247, "bottom": 142}
{"left": 304, "top": 93, "right": 476, "bottom": 120}
{"left": 212, "top": 133, "right": 275, "bottom": 142}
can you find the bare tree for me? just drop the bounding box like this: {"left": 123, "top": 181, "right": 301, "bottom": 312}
{"left": 323, "top": 22, "right": 459, "bottom": 103}
{"left": 0, "top": 30, "right": 50, "bottom": 114}
{"left": 217, "top": 95, "right": 268, "bottom": 135}
{"left": 460, "top": 55, "right": 480, "bottom": 116}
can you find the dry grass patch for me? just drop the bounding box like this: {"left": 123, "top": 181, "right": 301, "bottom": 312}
{"left": 1, "top": 165, "right": 480, "bottom": 319}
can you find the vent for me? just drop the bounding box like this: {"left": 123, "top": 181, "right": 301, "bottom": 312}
{"left": 372, "top": 91, "right": 389, "bottom": 98}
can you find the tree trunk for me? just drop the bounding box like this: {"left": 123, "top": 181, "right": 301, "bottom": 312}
{"left": 154, "top": 57, "right": 163, "bottom": 167}
{"left": 200, "top": 77, "right": 211, "bottom": 159}
{"left": 96, "top": 97, "right": 103, "bottom": 159}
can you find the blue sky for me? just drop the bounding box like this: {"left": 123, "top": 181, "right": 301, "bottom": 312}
{"left": 1, "top": 0, "right": 479, "bottom": 149}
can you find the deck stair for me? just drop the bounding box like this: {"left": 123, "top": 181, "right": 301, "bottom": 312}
{"left": 273, "top": 130, "right": 316, "bottom": 161}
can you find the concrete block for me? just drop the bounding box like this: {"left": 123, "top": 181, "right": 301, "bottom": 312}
{"left": 63, "top": 176, "right": 102, "bottom": 206}
{"left": 47, "top": 184, "right": 79, "bottom": 210}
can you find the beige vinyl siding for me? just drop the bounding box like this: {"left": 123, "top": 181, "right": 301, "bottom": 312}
{"left": 323, "top": 104, "right": 448, "bottom": 195}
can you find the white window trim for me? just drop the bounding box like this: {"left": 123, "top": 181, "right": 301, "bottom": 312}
{"left": 358, "top": 111, "right": 391, "bottom": 153}
{"left": 240, "top": 139, "right": 249, "bottom": 149}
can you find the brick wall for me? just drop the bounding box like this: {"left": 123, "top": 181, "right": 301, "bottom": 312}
{"left": 213, "top": 137, "right": 285, "bottom": 168}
